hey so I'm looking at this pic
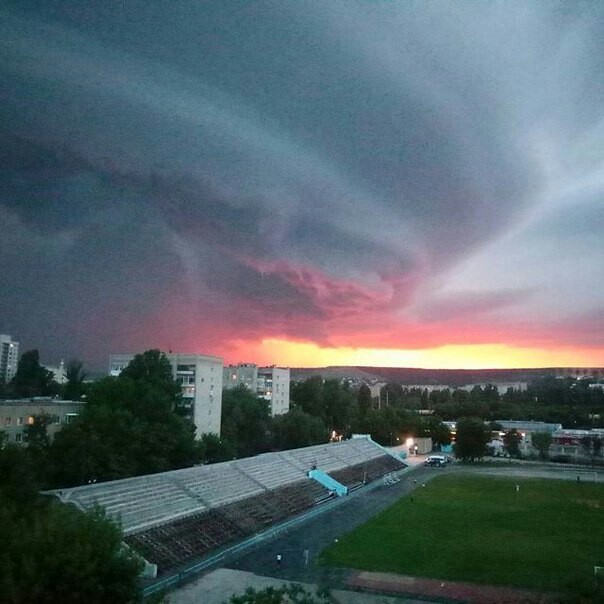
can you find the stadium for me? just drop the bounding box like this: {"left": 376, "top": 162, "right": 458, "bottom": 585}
{"left": 48, "top": 436, "right": 406, "bottom": 594}
{"left": 48, "top": 437, "right": 604, "bottom": 603}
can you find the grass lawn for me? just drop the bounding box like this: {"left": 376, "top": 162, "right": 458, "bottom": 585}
{"left": 319, "top": 475, "right": 604, "bottom": 593}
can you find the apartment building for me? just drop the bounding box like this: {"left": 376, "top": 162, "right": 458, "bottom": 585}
{"left": 223, "top": 363, "right": 290, "bottom": 417}
{"left": 109, "top": 352, "right": 223, "bottom": 436}
{"left": 258, "top": 366, "right": 290, "bottom": 416}
{"left": 223, "top": 363, "right": 258, "bottom": 392}
{"left": 1, "top": 398, "right": 85, "bottom": 444}
{"left": 0, "top": 334, "right": 19, "bottom": 382}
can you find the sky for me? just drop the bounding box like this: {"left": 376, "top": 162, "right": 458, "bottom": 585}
{"left": 1, "top": 2, "right": 603, "bottom": 371}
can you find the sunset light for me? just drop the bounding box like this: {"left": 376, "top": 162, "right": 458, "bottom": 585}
{"left": 229, "top": 339, "right": 604, "bottom": 370}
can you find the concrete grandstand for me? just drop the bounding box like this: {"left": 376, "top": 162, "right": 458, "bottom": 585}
{"left": 47, "top": 436, "right": 406, "bottom": 578}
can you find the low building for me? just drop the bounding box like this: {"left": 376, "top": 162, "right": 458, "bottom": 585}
{"left": 549, "top": 428, "right": 604, "bottom": 460}
{"left": 495, "top": 421, "right": 562, "bottom": 455}
{"left": 496, "top": 420, "right": 562, "bottom": 434}
{"left": 109, "top": 353, "right": 223, "bottom": 437}
{"left": 1, "top": 398, "right": 85, "bottom": 444}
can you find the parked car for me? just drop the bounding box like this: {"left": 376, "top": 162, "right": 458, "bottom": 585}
{"left": 425, "top": 455, "right": 446, "bottom": 467}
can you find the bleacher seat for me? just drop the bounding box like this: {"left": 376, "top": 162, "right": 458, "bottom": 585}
{"left": 49, "top": 436, "right": 407, "bottom": 571}
{"left": 175, "top": 463, "right": 264, "bottom": 507}
{"left": 236, "top": 454, "right": 303, "bottom": 489}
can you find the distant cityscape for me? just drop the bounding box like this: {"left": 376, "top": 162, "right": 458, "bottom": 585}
{"left": 2, "top": 331, "right": 604, "bottom": 461}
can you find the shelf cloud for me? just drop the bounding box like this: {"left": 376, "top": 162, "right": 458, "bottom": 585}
{"left": 1, "top": 2, "right": 603, "bottom": 367}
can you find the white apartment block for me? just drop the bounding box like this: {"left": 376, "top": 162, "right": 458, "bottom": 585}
{"left": 258, "top": 366, "right": 290, "bottom": 416}
{"left": 109, "top": 352, "right": 223, "bottom": 437}
{"left": 0, "top": 334, "right": 19, "bottom": 382}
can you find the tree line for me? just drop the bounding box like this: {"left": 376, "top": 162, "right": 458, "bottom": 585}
{"left": 379, "top": 377, "right": 604, "bottom": 428}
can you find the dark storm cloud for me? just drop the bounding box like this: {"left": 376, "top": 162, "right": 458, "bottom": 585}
{"left": 1, "top": 2, "right": 604, "bottom": 366}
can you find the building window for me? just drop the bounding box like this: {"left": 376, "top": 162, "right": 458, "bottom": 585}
{"left": 15, "top": 433, "right": 22, "bottom": 443}
{"left": 4, "top": 417, "right": 12, "bottom": 426}
{"left": 17, "top": 417, "right": 23, "bottom": 426}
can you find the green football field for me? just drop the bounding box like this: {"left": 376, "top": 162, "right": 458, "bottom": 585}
{"left": 320, "top": 474, "right": 604, "bottom": 593}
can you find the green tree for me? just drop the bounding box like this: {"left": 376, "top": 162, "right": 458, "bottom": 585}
{"left": 23, "top": 413, "right": 53, "bottom": 485}
{"left": 0, "top": 435, "right": 143, "bottom": 603}
{"left": 380, "top": 383, "right": 405, "bottom": 408}
{"left": 322, "top": 379, "right": 354, "bottom": 432}
{"left": 352, "top": 407, "right": 422, "bottom": 446}
{"left": 0, "top": 443, "right": 40, "bottom": 505}
{"left": 357, "top": 383, "right": 373, "bottom": 415}
{"left": 63, "top": 359, "right": 87, "bottom": 401}
{"left": 11, "top": 350, "right": 57, "bottom": 398}
{"left": 420, "top": 417, "right": 452, "bottom": 446}
{"left": 24, "top": 413, "right": 52, "bottom": 451}
{"left": 51, "top": 369, "right": 197, "bottom": 487}
{"left": 119, "top": 349, "right": 180, "bottom": 406}
{"left": 195, "top": 433, "right": 235, "bottom": 464}
{"left": 454, "top": 417, "right": 489, "bottom": 461}
{"left": 229, "top": 584, "right": 330, "bottom": 604}
{"left": 593, "top": 436, "right": 602, "bottom": 458}
{"left": 0, "top": 500, "right": 142, "bottom": 603}
{"left": 271, "top": 408, "right": 328, "bottom": 450}
{"left": 531, "top": 431, "right": 552, "bottom": 460}
{"left": 0, "top": 378, "right": 8, "bottom": 399}
{"left": 503, "top": 429, "right": 522, "bottom": 458}
{"left": 221, "top": 386, "right": 272, "bottom": 458}
{"left": 291, "top": 376, "right": 324, "bottom": 418}
{"left": 292, "top": 377, "right": 356, "bottom": 434}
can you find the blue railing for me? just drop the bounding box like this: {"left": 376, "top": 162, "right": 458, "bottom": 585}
{"left": 307, "top": 469, "right": 348, "bottom": 496}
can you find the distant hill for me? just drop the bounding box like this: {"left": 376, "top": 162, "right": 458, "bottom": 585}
{"left": 290, "top": 366, "right": 603, "bottom": 386}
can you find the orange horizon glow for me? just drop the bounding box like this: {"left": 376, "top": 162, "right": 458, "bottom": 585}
{"left": 226, "top": 338, "right": 604, "bottom": 369}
